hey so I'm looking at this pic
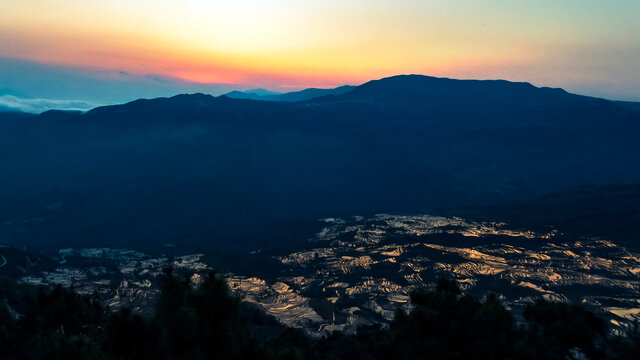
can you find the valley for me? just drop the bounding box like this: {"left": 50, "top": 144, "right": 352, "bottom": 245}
{"left": 7, "top": 214, "right": 640, "bottom": 337}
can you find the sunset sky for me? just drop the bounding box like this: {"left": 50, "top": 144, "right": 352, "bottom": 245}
{"left": 1, "top": 0, "right": 639, "bottom": 110}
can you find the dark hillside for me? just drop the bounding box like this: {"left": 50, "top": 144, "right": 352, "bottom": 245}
{"left": 1, "top": 75, "right": 638, "bottom": 250}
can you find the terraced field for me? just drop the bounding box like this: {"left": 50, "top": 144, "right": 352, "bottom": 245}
{"left": 5, "top": 214, "right": 640, "bottom": 337}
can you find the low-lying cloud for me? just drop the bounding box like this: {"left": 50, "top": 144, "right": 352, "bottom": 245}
{"left": 0, "top": 58, "right": 238, "bottom": 107}
{"left": 0, "top": 95, "right": 100, "bottom": 114}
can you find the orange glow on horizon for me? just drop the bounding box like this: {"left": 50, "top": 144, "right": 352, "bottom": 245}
{"left": 0, "top": 1, "right": 638, "bottom": 99}
{"left": 0, "top": 24, "right": 526, "bottom": 90}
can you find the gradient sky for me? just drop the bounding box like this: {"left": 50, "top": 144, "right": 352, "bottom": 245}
{"left": 1, "top": 0, "right": 639, "bottom": 107}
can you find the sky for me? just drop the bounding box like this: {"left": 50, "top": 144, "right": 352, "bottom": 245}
{"left": 1, "top": 0, "right": 639, "bottom": 112}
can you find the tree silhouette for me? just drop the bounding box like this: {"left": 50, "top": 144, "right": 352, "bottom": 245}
{"left": 2, "top": 274, "right": 638, "bottom": 359}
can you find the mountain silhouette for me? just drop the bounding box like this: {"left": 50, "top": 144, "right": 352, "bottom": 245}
{"left": 225, "top": 85, "right": 355, "bottom": 102}
{"left": 224, "top": 88, "right": 281, "bottom": 100}
{"left": 1, "top": 75, "right": 639, "bottom": 250}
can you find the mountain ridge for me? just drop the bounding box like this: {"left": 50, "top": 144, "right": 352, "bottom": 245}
{"left": 1, "top": 74, "right": 639, "bottom": 250}
{"left": 224, "top": 84, "right": 355, "bottom": 102}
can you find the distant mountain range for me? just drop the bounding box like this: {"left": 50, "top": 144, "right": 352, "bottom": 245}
{"left": 224, "top": 85, "right": 355, "bottom": 102}
{"left": 1, "top": 75, "right": 639, "bottom": 251}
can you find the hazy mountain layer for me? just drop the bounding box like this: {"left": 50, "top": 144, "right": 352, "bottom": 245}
{"left": 224, "top": 85, "right": 355, "bottom": 102}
